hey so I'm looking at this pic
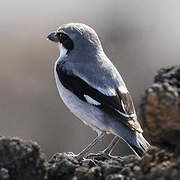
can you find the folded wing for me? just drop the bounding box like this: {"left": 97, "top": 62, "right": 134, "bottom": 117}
{"left": 56, "top": 61, "right": 143, "bottom": 133}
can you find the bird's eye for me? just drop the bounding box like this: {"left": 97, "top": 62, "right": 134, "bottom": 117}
{"left": 56, "top": 32, "right": 74, "bottom": 52}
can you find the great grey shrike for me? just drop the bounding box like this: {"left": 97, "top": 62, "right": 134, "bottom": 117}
{"left": 47, "top": 23, "right": 150, "bottom": 161}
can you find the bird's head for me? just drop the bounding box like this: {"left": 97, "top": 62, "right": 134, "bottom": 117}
{"left": 47, "top": 23, "right": 103, "bottom": 61}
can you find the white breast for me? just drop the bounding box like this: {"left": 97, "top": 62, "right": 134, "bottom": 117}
{"left": 54, "top": 59, "right": 108, "bottom": 133}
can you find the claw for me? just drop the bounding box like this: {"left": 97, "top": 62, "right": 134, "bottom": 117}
{"left": 86, "top": 151, "right": 112, "bottom": 161}
{"left": 86, "top": 151, "right": 123, "bottom": 161}
{"left": 48, "top": 152, "right": 84, "bottom": 163}
{"left": 82, "top": 158, "right": 98, "bottom": 167}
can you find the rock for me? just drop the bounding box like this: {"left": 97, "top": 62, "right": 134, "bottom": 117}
{"left": 47, "top": 147, "right": 180, "bottom": 180}
{"left": 48, "top": 152, "right": 79, "bottom": 180}
{"left": 105, "top": 174, "right": 124, "bottom": 180}
{"left": 0, "top": 137, "right": 179, "bottom": 180}
{"left": 1, "top": 66, "right": 180, "bottom": 179}
{"left": 140, "top": 65, "right": 180, "bottom": 152}
{"left": 0, "top": 136, "right": 47, "bottom": 180}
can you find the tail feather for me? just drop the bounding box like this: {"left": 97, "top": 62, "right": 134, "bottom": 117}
{"left": 110, "top": 121, "right": 150, "bottom": 157}
{"left": 128, "top": 133, "right": 150, "bottom": 157}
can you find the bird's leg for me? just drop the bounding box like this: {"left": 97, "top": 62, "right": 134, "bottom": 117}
{"left": 87, "top": 136, "right": 120, "bottom": 160}
{"left": 103, "top": 136, "right": 119, "bottom": 154}
{"left": 48, "top": 132, "right": 106, "bottom": 163}
{"left": 76, "top": 131, "right": 106, "bottom": 161}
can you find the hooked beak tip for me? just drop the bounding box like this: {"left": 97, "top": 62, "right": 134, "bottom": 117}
{"left": 47, "top": 32, "right": 58, "bottom": 42}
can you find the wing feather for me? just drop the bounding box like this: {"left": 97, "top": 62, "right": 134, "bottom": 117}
{"left": 56, "top": 61, "right": 143, "bottom": 133}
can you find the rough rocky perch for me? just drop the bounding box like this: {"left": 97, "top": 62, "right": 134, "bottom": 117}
{"left": 0, "top": 65, "right": 180, "bottom": 180}
{"left": 140, "top": 65, "right": 180, "bottom": 154}
{"left": 0, "top": 137, "right": 179, "bottom": 180}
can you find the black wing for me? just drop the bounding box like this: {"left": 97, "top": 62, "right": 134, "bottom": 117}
{"left": 56, "top": 61, "right": 143, "bottom": 133}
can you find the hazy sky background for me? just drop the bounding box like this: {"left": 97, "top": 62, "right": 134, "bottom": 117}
{"left": 0, "top": 0, "right": 180, "bottom": 157}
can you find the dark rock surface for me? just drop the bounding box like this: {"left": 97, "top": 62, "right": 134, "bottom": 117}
{"left": 140, "top": 65, "right": 180, "bottom": 154}
{"left": 1, "top": 65, "right": 180, "bottom": 180}
{"left": 0, "top": 137, "right": 180, "bottom": 180}
{"left": 47, "top": 147, "right": 179, "bottom": 180}
{"left": 0, "top": 136, "right": 47, "bottom": 180}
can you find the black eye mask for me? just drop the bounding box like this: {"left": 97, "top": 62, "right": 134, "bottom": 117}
{"left": 57, "top": 33, "right": 74, "bottom": 53}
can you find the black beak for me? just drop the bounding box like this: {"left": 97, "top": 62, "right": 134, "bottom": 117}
{"left": 47, "top": 32, "right": 59, "bottom": 42}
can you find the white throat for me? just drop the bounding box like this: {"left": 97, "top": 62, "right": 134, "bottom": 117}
{"left": 58, "top": 43, "right": 68, "bottom": 60}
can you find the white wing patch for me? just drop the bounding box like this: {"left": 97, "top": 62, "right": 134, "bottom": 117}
{"left": 84, "top": 95, "right": 101, "bottom": 105}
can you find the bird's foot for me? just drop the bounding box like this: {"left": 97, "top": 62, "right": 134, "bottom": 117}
{"left": 48, "top": 152, "right": 98, "bottom": 166}
{"left": 86, "top": 151, "right": 114, "bottom": 161}
{"left": 48, "top": 152, "right": 85, "bottom": 163}
{"left": 86, "top": 151, "right": 123, "bottom": 161}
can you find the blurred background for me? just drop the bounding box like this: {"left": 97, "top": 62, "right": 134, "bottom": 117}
{"left": 0, "top": 0, "right": 180, "bottom": 157}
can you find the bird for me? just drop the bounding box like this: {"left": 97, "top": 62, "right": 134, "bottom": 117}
{"left": 47, "top": 23, "right": 150, "bottom": 161}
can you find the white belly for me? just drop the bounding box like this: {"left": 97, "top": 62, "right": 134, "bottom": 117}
{"left": 54, "top": 61, "right": 108, "bottom": 133}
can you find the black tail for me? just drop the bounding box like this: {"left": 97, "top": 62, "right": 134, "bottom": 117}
{"left": 128, "top": 133, "right": 150, "bottom": 157}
